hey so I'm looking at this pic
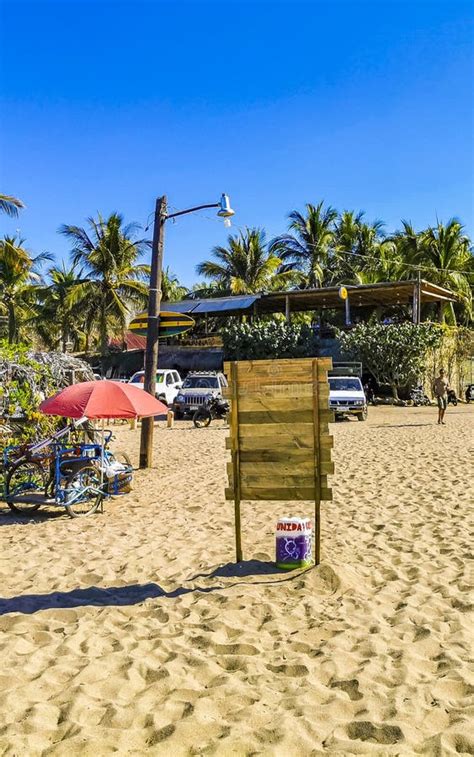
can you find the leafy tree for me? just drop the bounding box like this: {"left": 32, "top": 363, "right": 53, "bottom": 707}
{"left": 222, "top": 320, "right": 316, "bottom": 361}
{"left": 338, "top": 321, "right": 443, "bottom": 399}
{"left": 0, "top": 193, "right": 24, "bottom": 217}
{"left": 0, "top": 236, "right": 51, "bottom": 343}
{"left": 271, "top": 202, "right": 338, "bottom": 287}
{"left": 197, "top": 228, "right": 298, "bottom": 294}
{"left": 59, "top": 213, "right": 150, "bottom": 356}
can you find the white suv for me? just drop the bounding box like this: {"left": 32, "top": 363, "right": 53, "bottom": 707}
{"left": 128, "top": 369, "right": 182, "bottom": 406}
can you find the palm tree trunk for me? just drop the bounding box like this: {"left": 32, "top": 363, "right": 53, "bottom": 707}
{"left": 99, "top": 299, "right": 108, "bottom": 357}
{"left": 7, "top": 301, "right": 16, "bottom": 344}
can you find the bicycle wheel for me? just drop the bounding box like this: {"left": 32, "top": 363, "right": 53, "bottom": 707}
{"left": 193, "top": 408, "right": 212, "bottom": 428}
{"left": 6, "top": 460, "right": 47, "bottom": 513}
{"left": 64, "top": 464, "right": 103, "bottom": 518}
{"left": 107, "top": 450, "right": 132, "bottom": 468}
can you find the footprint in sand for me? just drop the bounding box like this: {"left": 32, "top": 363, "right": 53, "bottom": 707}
{"left": 346, "top": 721, "right": 404, "bottom": 745}
{"left": 330, "top": 679, "right": 363, "bottom": 701}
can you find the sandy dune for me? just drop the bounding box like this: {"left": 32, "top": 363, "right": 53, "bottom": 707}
{"left": 0, "top": 405, "right": 473, "bottom": 755}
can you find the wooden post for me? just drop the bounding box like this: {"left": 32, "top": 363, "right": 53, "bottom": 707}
{"left": 345, "top": 296, "right": 351, "bottom": 326}
{"left": 129, "top": 417, "right": 137, "bottom": 431}
{"left": 231, "top": 362, "right": 243, "bottom": 562}
{"left": 312, "top": 360, "right": 322, "bottom": 565}
{"left": 167, "top": 410, "right": 174, "bottom": 428}
{"left": 285, "top": 295, "right": 291, "bottom": 324}
{"left": 139, "top": 195, "right": 167, "bottom": 469}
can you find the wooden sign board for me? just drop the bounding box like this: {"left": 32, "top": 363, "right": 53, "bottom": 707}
{"left": 223, "top": 357, "right": 334, "bottom": 564}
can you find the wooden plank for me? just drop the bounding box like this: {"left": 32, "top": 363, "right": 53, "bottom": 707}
{"left": 238, "top": 448, "right": 332, "bottom": 463}
{"left": 239, "top": 422, "right": 316, "bottom": 437}
{"left": 223, "top": 384, "right": 329, "bottom": 401}
{"left": 238, "top": 409, "right": 333, "bottom": 425}
{"left": 230, "top": 474, "right": 326, "bottom": 488}
{"left": 225, "top": 486, "right": 333, "bottom": 502}
{"left": 224, "top": 357, "right": 332, "bottom": 372}
{"left": 236, "top": 394, "right": 317, "bottom": 411}
{"left": 226, "top": 434, "right": 333, "bottom": 451}
{"left": 238, "top": 435, "right": 314, "bottom": 452}
{"left": 233, "top": 368, "right": 329, "bottom": 385}
{"left": 227, "top": 460, "right": 335, "bottom": 477}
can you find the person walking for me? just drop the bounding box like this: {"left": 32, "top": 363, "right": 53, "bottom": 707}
{"left": 433, "top": 368, "right": 449, "bottom": 425}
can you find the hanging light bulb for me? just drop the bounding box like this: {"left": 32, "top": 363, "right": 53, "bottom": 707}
{"left": 224, "top": 217, "right": 232, "bottom": 228}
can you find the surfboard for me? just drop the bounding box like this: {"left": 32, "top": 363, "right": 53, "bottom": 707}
{"left": 129, "top": 311, "right": 195, "bottom": 339}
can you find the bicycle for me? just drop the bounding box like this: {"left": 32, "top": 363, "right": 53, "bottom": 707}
{"left": 3, "top": 423, "right": 132, "bottom": 518}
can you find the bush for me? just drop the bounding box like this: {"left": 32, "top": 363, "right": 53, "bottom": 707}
{"left": 338, "top": 322, "right": 444, "bottom": 399}
{"left": 222, "top": 320, "right": 317, "bottom": 361}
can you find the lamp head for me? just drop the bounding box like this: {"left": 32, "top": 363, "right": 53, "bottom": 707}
{"left": 217, "top": 193, "right": 235, "bottom": 219}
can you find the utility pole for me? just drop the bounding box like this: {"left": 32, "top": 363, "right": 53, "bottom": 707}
{"left": 138, "top": 193, "right": 234, "bottom": 469}
{"left": 139, "top": 196, "right": 167, "bottom": 468}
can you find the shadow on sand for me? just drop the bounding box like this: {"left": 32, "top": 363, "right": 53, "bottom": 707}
{"left": 0, "top": 561, "right": 311, "bottom": 616}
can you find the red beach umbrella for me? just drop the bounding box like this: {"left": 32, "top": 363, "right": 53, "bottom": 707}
{"left": 39, "top": 381, "right": 168, "bottom": 419}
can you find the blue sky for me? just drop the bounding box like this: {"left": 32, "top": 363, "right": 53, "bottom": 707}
{"left": 1, "top": 0, "right": 473, "bottom": 288}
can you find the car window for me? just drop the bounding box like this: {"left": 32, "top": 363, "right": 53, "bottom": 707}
{"left": 166, "top": 373, "right": 173, "bottom": 385}
{"left": 329, "top": 378, "right": 362, "bottom": 391}
{"left": 182, "top": 376, "right": 219, "bottom": 389}
{"left": 172, "top": 371, "right": 180, "bottom": 383}
{"left": 130, "top": 373, "right": 144, "bottom": 383}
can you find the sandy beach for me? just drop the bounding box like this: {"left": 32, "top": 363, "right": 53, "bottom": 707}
{"left": 0, "top": 404, "right": 473, "bottom": 755}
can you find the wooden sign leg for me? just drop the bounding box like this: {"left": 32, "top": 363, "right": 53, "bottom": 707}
{"left": 312, "top": 360, "right": 322, "bottom": 566}
{"left": 234, "top": 496, "right": 242, "bottom": 563}
{"left": 231, "top": 362, "right": 243, "bottom": 562}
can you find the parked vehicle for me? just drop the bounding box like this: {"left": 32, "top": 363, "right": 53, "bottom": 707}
{"left": 409, "top": 386, "right": 431, "bottom": 407}
{"left": 447, "top": 388, "right": 458, "bottom": 406}
{"left": 329, "top": 376, "right": 368, "bottom": 421}
{"left": 173, "top": 371, "right": 228, "bottom": 419}
{"left": 465, "top": 384, "right": 474, "bottom": 403}
{"left": 193, "top": 395, "right": 229, "bottom": 428}
{"left": 128, "top": 369, "right": 182, "bottom": 405}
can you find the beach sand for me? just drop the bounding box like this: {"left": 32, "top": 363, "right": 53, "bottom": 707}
{"left": 0, "top": 405, "right": 473, "bottom": 755}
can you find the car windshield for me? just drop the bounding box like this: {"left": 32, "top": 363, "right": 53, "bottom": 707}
{"left": 182, "top": 376, "right": 219, "bottom": 389}
{"left": 329, "top": 378, "right": 362, "bottom": 391}
{"left": 130, "top": 373, "right": 164, "bottom": 384}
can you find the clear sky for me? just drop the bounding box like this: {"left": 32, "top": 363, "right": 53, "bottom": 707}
{"left": 1, "top": 0, "right": 473, "bottom": 288}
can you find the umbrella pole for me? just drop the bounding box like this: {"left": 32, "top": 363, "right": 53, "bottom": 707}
{"left": 101, "top": 419, "right": 105, "bottom": 501}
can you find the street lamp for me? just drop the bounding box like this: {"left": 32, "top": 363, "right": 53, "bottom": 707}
{"left": 139, "top": 193, "right": 235, "bottom": 468}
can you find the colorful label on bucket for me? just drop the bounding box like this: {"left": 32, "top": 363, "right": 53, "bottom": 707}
{"left": 275, "top": 518, "right": 313, "bottom": 569}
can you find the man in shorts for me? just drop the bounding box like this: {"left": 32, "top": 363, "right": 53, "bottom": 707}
{"left": 433, "top": 368, "right": 449, "bottom": 425}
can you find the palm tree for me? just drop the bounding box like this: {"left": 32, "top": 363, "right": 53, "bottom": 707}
{"left": 196, "top": 228, "right": 298, "bottom": 294}
{"left": 0, "top": 193, "right": 25, "bottom": 217}
{"left": 418, "top": 219, "right": 473, "bottom": 323}
{"left": 0, "top": 236, "right": 51, "bottom": 343}
{"left": 271, "top": 202, "right": 338, "bottom": 287}
{"left": 36, "top": 263, "right": 87, "bottom": 351}
{"left": 161, "top": 267, "right": 187, "bottom": 302}
{"left": 59, "top": 213, "right": 150, "bottom": 355}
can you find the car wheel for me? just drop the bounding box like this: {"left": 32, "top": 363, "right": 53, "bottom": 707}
{"left": 357, "top": 409, "right": 368, "bottom": 422}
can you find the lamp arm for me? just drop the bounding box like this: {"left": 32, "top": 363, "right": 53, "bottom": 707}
{"left": 166, "top": 203, "right": 219, "bottom": 220}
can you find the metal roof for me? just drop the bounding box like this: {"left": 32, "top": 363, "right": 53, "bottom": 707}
{"left": 161, "top": 280, "right": 455, "bottom": 317}
{"left": 161, "top": 294, "right": 260, "bottom": 315}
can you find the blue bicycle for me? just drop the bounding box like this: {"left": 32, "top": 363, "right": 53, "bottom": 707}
{"left": 3, "top": 425, "right": 132, "bottom": 518}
